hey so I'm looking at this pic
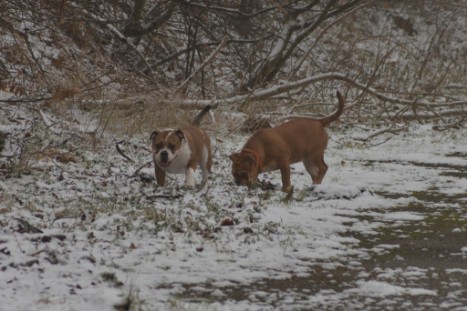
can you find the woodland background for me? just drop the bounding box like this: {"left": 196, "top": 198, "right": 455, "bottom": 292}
{"left": 0, "top": 2, "right": 466, "bottom": 310}
{"left": 1, "top": 0, "right": 466, "bottom": 139}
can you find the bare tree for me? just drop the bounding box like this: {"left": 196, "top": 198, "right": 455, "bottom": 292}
{"left": 1, "top": 0, "right": 465, "bottom": 134}
{"left": 239, "top": 0, "right": 365, "bottom": 91}
{"left": 123, "top": 0, "right": 175, "bottom": 43}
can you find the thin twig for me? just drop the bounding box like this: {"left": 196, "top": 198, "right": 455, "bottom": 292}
{"left": 0, "top": 96, "right": 52, "bottom": 104}
{"left": 145, "top": 194, "right": 183, "bottom": 201}
{"left": 130, "top": 160, "right": 153, "bottom": 178}
{"left": 115, "top": 141, "right": 135, "bottom": 163}
{"left": 12, "top": 232, "right": 24, "bottom": 253}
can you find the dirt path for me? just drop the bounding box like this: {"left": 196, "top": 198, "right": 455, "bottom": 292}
{"left": 177, "top": 161, "right": 467, "bottom": 310}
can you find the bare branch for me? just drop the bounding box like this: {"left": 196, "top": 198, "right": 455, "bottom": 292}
{"left": 68, "top": 1, "right": 154, "bottom": 75}
{"left": 123, "top": 1, "right": 175, "bottom": 37}
{"left": 175, "top": 0, "right": 286, "bottom": 18}
{"left": 116, "top": 141, "right": 135, "bottom": 163}
{"left": 355, "top": 125, "right": 409, "bottom": 142}
{"left": 241, "top": 0, "right": 367, "bottom": 90}
{"left": 172, "top": 36, "right": 229, "bottom": 95}
{"left": 153, "top": 37, "right": 266, "bottom": 68}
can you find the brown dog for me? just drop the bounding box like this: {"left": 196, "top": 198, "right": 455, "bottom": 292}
{"left": 150, "top": 106, "right": 212, "bottom": 188}
{"left": 230, "top": 91, "right": 345, "bottom": 192}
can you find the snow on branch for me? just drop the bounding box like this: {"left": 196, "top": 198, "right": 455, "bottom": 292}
{"left": 162, "top": 72, "right": 466, "bottom": 109}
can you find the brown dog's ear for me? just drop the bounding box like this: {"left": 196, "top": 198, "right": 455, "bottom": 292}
{"left": 244, "top": 153, "right": 256, "bottom": 165}
{"left": 229, "top": 153, "right": 239, "bottom": 162}
{"left": 150, "top": 130, "right": 159, "bottom": 141}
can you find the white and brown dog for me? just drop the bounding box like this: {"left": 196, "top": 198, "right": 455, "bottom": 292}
{"left": 150, "top": 106, "right": 212, "bottom": 188}
{"left": 230, "top": 91, "right": 345, "bottom": 192}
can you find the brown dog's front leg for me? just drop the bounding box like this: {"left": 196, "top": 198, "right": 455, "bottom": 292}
{"left": 279, "top": 164, "right": 292, "bottom": 192}
{"left": 155, "top": 164, "right": 166, "bottom": 186}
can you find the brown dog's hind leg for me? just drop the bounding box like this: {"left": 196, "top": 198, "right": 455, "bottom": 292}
{"left": 304, "top": 157, "right": 328, "bottom": 184}
{"left": 314, "top": 159, "right": 328, "bottom": 184}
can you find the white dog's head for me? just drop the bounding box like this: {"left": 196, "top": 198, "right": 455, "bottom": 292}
{"left": 150, "top": 129, "right": 185, "bottom": 169}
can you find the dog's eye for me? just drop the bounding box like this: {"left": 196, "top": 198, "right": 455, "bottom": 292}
{"left": 167, "top": 143, "right": 175, "bottom": 150}
{"left": 155, "top": 143, "right": 163, "bottom": 149}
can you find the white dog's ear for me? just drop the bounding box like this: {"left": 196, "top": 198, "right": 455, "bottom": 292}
{"left": 150, "top": 130, "right": 159, "bottom": 141}
{"left": 175, "top": 129, "right": 185, "bottom": 140}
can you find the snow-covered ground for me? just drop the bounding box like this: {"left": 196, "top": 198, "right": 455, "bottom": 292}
{"left": 1, "top": 101, "right": 466, "bottom": 310}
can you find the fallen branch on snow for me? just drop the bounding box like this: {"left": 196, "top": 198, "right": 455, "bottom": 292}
{"left": 157, "top": 72, "right": 467, "bottom": 110}
{"left": 354, "top": 125, "right": 409, "bottom": 143}
{"left": 116, "top": 141, "right": 136, "bottom": 163}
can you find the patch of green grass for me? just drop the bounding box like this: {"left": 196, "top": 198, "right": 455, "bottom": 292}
{"left": 295, "top": 188, "right": 309, "bottom": 202}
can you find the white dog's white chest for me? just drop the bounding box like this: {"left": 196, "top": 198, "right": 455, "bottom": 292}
{"left": 163, "top": 142, "right": 192, "bottom": 173}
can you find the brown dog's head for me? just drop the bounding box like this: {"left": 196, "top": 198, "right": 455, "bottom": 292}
{"left": 150, "top": 129, "right": 185, "bottom": 168}
{"left": 229, "top": 150, "right": 262, "bottom": 187}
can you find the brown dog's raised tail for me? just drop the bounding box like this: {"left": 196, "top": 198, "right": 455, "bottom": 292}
{"left": 191, "top": 105, "right": 212, "bottom": 126}
{"left": 319, "top": 91, "right": 345, "bottom": 127}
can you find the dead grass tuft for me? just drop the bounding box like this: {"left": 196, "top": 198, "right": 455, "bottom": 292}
{"left": 74, "top": 98, "right": 202, "bottom": 137}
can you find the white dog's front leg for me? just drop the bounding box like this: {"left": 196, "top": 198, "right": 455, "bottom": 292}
{"left": 201, "top": 169, "right": 209, "bottom": 185}
{"left": 185, "top": 167, "right": 195, "bottom": 188}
